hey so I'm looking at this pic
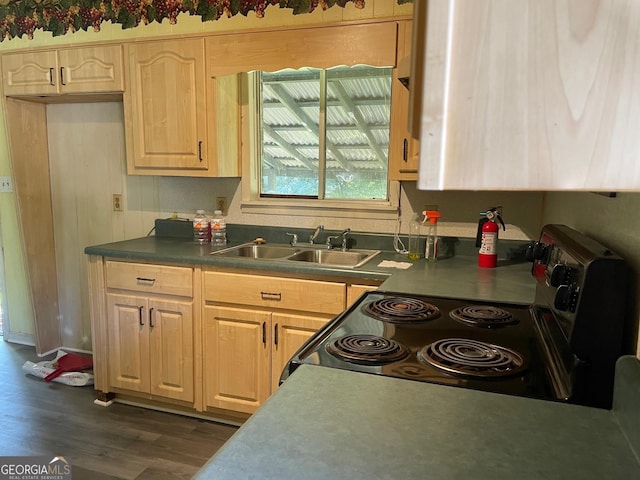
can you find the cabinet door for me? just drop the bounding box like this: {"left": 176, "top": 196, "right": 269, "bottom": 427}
{"left": 2, "top": 51, "right": 59, "bottom": 96}
{"left": 126, "top": 38, "right": 208, "bottom": 171}
{"left": 271, "top": 312, "right": 330, "bottom": 392}
{"left": 204, "top": 305, "right": 271, "bottom": 414}
{"left": 148, "top": 299, "right": 194, "bottom": 402}
{"left": 58, "top": 45, "right": 124, "bottom": 94}
{"left": 107, "top": 293, "right": 150, "bottom": 393}
{"left": 347, "top": 284, "right": 379, "bottom": 307}
{"left": 389, "top": 20, "right": 420, "bottom": 181}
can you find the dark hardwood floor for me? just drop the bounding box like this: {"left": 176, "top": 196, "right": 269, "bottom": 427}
{"left": 0, "top": 340, "right": 238, "bottom": 479}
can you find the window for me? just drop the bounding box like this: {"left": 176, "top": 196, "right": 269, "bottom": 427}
{"left": 259, "top": 65, "right": 392, "bottom": 201}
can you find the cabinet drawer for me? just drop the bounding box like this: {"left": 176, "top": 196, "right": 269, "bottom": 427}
{"left": 204, "top": 271, "right": 346, "bottom": 315}
{"left": 106, "top": 261, "right": 193, "bottom": 297}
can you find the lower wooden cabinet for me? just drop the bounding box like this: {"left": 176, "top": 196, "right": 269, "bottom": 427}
{"left": 347, "top": 284, "right": 380, "bottom": 306}
{"left": 202, "top": 270, "right": 345, "bottom": 414}
{"left": 203, "top": 305, "right": 331, "bottom": 414}
{"left": 107, "top": 294, "right": 194, "bottom": 402}
{"left": 88, "top": 257, "right": 381, "bottom": 418}
{"left": 92, "top": 260, "right": 196, "bottom": 406}
{"left": 270, "top": 311, "right": 330, "bottom": 392}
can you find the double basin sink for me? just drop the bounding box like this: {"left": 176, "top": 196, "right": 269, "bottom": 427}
{"left": 210, "top": 243, "right": 381, "bottom": 269}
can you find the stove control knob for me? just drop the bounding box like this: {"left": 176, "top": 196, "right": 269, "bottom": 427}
{"left": 554, "top": 284, "right": 578, "bottom": 312}
{"left": 549, "top": 263, "right": 572, "bottom": 287}
{"left": 526, "top": 242, "right": 548, "bottom": 262}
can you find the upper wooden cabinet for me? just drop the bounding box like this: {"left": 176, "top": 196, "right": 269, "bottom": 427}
{"left": 1, "top": 45, "right": 124, "bottom": 96}
{"left": 123, "top": 38, "right": 240, "bottom": 177}
{"left": 389, "top": 20, "right": 420, "bottom": 181}
{"left": 415, "top": 0, "right": 640, "bottom": 191}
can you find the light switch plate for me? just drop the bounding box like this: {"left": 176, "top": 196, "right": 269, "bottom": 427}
{"left": 0, "top": 176, "right": 13, "bottom": 193}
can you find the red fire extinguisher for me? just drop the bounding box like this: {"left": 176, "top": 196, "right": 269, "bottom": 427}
{"left": 477, "top": 207, "right": 506, "bottom": 268}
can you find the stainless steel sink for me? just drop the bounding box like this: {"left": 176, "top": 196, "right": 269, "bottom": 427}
{"left": 210, "top": 243, "right": 380, "bottom": 268}
{"left": 211, "top": 244, "right": 299, "bottom": 259}
{"left": 286, "top": 249, "right": 380, "bottom": 268}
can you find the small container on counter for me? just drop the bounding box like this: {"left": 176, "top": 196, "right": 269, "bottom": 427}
{"left": 193, "top": 210, "right": 210, "bottom": 245}
{"left": 211, "top": 210, "right": 227, "bottom": 246}
{"left": 424, "top": 210, "right": 441, "bottom": 261}
{"left": 407, "top": 212, "right": 423, "bottom": 261}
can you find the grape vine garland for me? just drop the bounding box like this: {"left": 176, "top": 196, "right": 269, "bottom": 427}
{"left": 0, "top": 0, "right": 412, "bottom": 41}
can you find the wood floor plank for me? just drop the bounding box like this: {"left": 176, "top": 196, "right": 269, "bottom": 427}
{"left": 0, "top": 341, "right": 238, "bottom": 479}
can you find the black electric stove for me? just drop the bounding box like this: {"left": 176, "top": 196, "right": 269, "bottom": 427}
{"left": 281, "top": 225, "right": 628, "bottom": 409}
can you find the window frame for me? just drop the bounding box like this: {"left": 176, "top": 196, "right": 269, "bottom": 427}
{"left": 241, "top": 71, "right": 400, "bottom": 221}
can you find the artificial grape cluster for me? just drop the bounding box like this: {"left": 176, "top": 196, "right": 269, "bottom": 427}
{"left": 79, "top": 6, "right": 107, "bottom": 31}
{"left": 152, "top": 0, "right": 185, "bottom": 24}
{"left": 0, "top": 0, "right": 365, "bottom": 42}
{"left": 14, "top": 13, "right": 38, "bottom": 39}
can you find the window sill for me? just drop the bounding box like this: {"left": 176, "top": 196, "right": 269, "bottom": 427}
{"left": 241, "top": 198, "right": 399, "bottom": 221}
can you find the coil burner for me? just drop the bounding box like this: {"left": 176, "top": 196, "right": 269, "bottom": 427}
{"left": 362, "top": 296, "right": 440, "bottom": 324}
{"left": 449, "top": 305, "right": 518, "bottom": 328}
{"left": 418, "top": 338, "right": 527, "bottom": 378}
{"left": 326, "top": 334, "right": 410, "bottom": 365}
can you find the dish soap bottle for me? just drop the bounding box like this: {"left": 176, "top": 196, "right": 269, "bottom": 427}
{"left": 407, "top": 212, "right": 424, "bottom": 260}
{"left": 424, "top": 210, "right": 441, "bottom": 261}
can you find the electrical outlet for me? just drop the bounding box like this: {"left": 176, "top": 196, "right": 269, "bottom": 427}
{"left": 216, "top": 196, "right": 228, "bottom": 214}
{"left": 0, "top": 176, "right": 13, "bottom": 193}
{"left": 113, "top": 194, "right": 123, "bottom": 212}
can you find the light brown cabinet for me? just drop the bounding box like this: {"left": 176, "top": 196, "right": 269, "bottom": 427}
{"left": 1, "top": 45, "right": 123, "bottom": 96}
{"left": 414, "top": 0, "right": 640, "bottom": 191}
{"left": 347, "top": 284, "right": 379, "bottom": 306}
{"left": 389, "top": 19, "right": 420, "bottom": 181}
{"left": 202, "top": 270, "right": 343, "bottom": 414}
{"left": 124, "top": 38, "right": 240, "bottom": 177}
{"left": 104, "top": 261, "right": 195, "bottom": 404}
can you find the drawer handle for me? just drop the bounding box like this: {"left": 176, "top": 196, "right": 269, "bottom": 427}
{"left": 138, "top": 306, "right": 144, "bottom": 326}
{"left": 260, "top": 291, "right": 281, "bottom": 301}
{"left": 136, "top": 277, "right": 156, "bottom": 285}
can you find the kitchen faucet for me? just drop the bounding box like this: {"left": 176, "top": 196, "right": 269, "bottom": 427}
{"left": 326, "top": 228, "right": 351, "bottom": 251}
{"left": 309, "top": 224, "right": 324, "bottom": 244}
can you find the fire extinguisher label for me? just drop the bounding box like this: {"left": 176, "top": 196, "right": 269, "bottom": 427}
{"left": 479, "top": 232, "right": 497, "bottom": 254}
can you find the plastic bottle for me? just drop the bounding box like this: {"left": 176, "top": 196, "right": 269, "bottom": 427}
{"left": 407, "top": 212, "right": 423, "bottom": 260}
{"left": 210, "top": 210, "right": 227, "bottom": 247}
{"left": 193, "top": 210, "right": 210, "bottom": 245}
{"left": 424, "top": 210, "right": 441, "bottom": 261}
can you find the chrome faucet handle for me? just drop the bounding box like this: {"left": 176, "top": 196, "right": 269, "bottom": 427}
{"left": 285, "top": 232, "right": 298, "bottom": 246}
{"left": 341, "top": 228, "right": 351, "bottom": 251}
{"left": 309, "top": 224, "right": 324, "bottom": 244}
{"left": 326, "top": 235, "right": 339, "bottom": 249}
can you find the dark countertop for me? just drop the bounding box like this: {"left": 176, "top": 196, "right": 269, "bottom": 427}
{"left": 193, "top": 361, "right": 640, "bottom": 480}
{"left": 84, "top": 234, "right": 536, "bottom": 304}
